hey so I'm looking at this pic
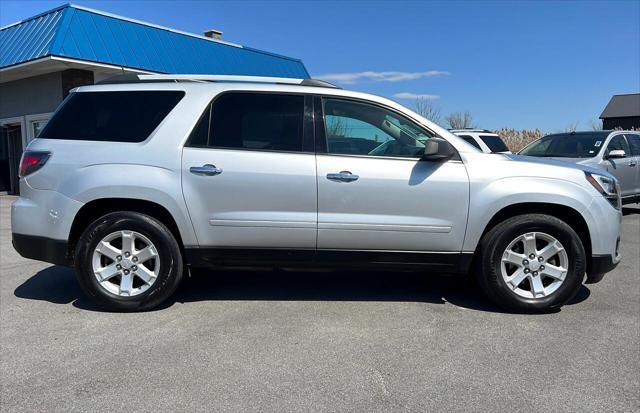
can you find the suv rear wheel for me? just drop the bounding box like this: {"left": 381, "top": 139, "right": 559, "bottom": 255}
{"left": 75, "top": 211, "right": 183, "bottom": 311}
{"left": 477, "top": 214, "right": 586, "bottom": 313}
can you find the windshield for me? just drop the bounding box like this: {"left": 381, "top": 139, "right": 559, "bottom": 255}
{"left": 519, "top": 133, "right": 609, "bottom": 158}
{"left": 479, "top": 135, "right": 509, "bottom": 152}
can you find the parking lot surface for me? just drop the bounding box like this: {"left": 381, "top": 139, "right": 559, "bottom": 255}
{"left": 1, "top": 195, "right": 638, "bottom": 412}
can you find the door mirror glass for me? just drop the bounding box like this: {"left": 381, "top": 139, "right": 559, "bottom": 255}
{"left": 607, "top": 149, "right": 626, "bottom": 159}
{"left": 421, "top": 138, "right": 455, "bottom": 161}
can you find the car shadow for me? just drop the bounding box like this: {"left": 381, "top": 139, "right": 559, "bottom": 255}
{"left": 14, "top": 265, "right": 591, "bottom": 314}
{"left": 622, "top": 205, "right": 639, "bottom": 216}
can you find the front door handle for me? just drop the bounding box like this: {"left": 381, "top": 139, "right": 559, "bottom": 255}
{"left": 190, "top": 164, "right": 223, "bottom": 176}
{"left": 327, "top": 171, "right": 359, "bottom": 182}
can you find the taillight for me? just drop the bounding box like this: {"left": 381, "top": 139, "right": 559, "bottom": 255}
{"left": 19, "top": 151, "right": 51, "bottom": 178}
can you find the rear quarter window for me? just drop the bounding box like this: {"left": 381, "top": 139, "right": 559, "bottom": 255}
{"left": 39, "top": 91, "right": 185, "bottom": 142}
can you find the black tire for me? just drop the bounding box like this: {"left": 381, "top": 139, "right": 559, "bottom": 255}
{"left": 75, "top": 211, "right": 183, "bottom": 311}
{"left": 476, "top": 214, "right": 586, "bottom": 313}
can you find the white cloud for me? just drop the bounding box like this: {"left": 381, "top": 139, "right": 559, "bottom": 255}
{"left": 392, "top": 92, "right": 440, "bottom": 100}
{"left": 316, "top": 70, "right": 450, "bottom": 84}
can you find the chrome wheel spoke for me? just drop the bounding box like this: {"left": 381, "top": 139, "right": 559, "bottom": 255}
{"left": 119, "top": 272, "right": 134, "bottom": 295}
{"left": 530, "top": 274, "right": 545, "bottom": 298}
{"left": 95, "top": 241, "right": 121, "bottom": 261}
{"left": 523, "top": 233, "right": 537, "bottom": 255}
{"left": 542, "top": 264, "right": 566, "bottom": 281}
{"left": 502, "top": 250, "right": 526, "bottom": 266}
{"left": 135, "top": 265, "right": 155, "bottom": 284}
{"left": 135, "top": 246, "right": 157, "bottom": 263}
{"left": 96, "top": 263, "right": 120, "bottom": 282}
{"left": 539, "top": 240, "right": 563, "bottom": 261}
{"left": 121, "top": 231, "right": 135, "bottom": 255}
{"left": 507, "top": 269, "right": 527, "bottom": 289}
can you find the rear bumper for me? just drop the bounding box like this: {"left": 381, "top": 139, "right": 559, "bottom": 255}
{"left": 12, "top": 233, "right": 70, "bottom": 267}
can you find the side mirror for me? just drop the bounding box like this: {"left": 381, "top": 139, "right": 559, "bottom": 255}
{"left": 422, "top": 138, "right": 455, "bottom": 161}
{"left": 607, "top": 149, "right": 626, "bottom": 159}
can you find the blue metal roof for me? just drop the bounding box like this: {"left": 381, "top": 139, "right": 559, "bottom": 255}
{"left": 0, "top": 4, "right": 309, "bottom": 78}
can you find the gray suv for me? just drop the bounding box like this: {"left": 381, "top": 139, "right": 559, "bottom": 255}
{"left": 519, "top": 131, "right": 640, "bottom": 203}
{"left": 11, "top": 75, "right": 622, "bottom": 313}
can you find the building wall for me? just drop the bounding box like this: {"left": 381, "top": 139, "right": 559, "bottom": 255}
{"left": 602, "top": 117, "right": 640, "bottom": 130}
{"left": 0, "top": 72, "right": 63, "bottom": 119}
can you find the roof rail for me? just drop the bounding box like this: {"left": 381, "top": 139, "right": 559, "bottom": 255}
{"left": 121, "top": 74, "right": 342, "bottom": 88}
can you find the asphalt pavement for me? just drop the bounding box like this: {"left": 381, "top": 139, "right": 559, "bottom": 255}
{"left": 1, "top": 195, "right": 638, "bottom": 412}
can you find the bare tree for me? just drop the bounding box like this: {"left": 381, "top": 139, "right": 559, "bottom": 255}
{"left": 589, "top": 118, "right": 603, "bottom": 131}
{"left": 413, "top": 98, "right": 442, "bottom": 125}
{"left": 556, "top": 121, "right": 579, "bottom": 133}
{"left": 446, "top": 111, "right": 474, "bottom": 129}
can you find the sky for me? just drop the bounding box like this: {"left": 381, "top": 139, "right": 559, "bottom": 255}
{"left": 1, "top": 0, "right": 639, "bottom": 131}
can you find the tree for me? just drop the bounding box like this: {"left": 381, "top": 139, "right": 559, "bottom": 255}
{"left": 413, "top": 98, "right": 442, "bottom": 126}
{"left": 445, "top": 111, "right": 474, "bottom": 129}
{"left": 590, "top": 118, "right": 603, "bottom": 131}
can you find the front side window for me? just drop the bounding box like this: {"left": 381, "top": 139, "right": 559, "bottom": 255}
{"left": 39, "top": 91, "right": 185, "bottom": 142}
{"left": 606, "top": 135, "right": 630, "bottom": 157}
{"left": 322, "top": 98, "right": 431, "bottom": 158}
{"left": 210, "top": 93, "right": 304, "bottom": 152}
{"left": 626, "top": 134, "right": 640, "bottom": 156}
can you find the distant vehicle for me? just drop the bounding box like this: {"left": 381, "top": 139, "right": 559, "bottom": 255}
{"left": 519, "top": 131, "right": 640, "bottom": 204}
{"left": 451, "top": 129, "right": 511, "bottom": 154}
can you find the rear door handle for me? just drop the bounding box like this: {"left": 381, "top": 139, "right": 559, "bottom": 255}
{"left": 327, "top": 171, "right": 359, "bottom": 182}
{"left": 190, "top": 164, "right": 223, "bottom": 176}
{"left": 630, "top": 160, "right": 638, "bottom": 167}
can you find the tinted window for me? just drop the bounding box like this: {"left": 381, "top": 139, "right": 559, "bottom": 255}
{"left": 322, "top": 98, "right": 431, "bottom": 158}
{"left": 210, "top": 93, "right": 304, "bottom": 151}
{"left": 458, "top": 135, "right": 482, "bottom": 150}
{"left": 626, "top": 134, "right": 640, "bottom": 156}
{"left": 40, "top": 91, "right": 184, "bottom": 142}
{"left": 188, "top": 104, "right": 211, "bottom": 147}
{"left": 479, "top": 135, "right": 509, "bottom": 152}
{"left": 606, "top": 135, "right": 631, "bottom": 157}
{"left": 519, "top": 133, "right": 609, "bottom": 158}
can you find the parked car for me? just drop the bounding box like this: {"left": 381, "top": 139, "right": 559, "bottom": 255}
{"left": 12, "top": 75, "right": 622, "bottom": 313}
{"left": 519, "top": 131, "right": 640, "bottom": 204}
{"left": 450, "top": 129, "right": 511, "bottom": 153}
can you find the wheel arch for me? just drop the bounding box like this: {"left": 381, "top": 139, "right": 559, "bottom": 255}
{"left": 68, "top": 198, "right": 187, "bottom": 263}
{"left": 471, "top": 202, "right": 592, "bottom": 273}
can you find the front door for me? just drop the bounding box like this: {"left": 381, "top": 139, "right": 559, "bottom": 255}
{"left": 624, "top": 133, "right": 640, "bottom": 196}
{"left": 181, "top": 92, "right": 317, "bottom": 249}
{"left": 315, "top": 97, "right": 469, "bottom": 253}
{"left": 601, "top": 134, "right": 636, "bottom": 198}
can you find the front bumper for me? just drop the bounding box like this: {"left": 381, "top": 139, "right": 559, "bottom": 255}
{"left": 586, "top": 254, "right": 619, "bottom": 284}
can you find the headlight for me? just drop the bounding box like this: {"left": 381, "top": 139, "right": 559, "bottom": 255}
{"left": 585, "top": 171, "right": 621, "bottom": 209}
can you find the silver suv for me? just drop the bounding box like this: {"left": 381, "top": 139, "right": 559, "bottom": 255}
{"left": 11, "top": 75, "right": 622, "bottom": 313}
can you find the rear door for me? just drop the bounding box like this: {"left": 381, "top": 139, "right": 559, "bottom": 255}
{"left": 315, "top": 96, "right": 469, "bottom": 255}
{"left": 181, "top": 92, "right": 317, "bottom": 248}
{"left": 601, "top": 134, "right": 635, "bottom": 197}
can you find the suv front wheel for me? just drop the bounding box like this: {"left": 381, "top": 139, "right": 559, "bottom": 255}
{"left": 75, "top": 211, "right": 184, "bottom": 311}
{"left": 477, "top": 214, "right": 586, "bottom": 313}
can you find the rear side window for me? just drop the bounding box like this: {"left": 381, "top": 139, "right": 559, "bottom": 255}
{"left": 479, "top": 135, "right": 509, "bottom": 152}
{"left": 39, "top": 91, "right": 185, "bottom": 142}
{"left": 210, "top": 93, "right": 304, "bottom": 151}
{"left": 458, "top": 135, "right": 482, "bottom": 150}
